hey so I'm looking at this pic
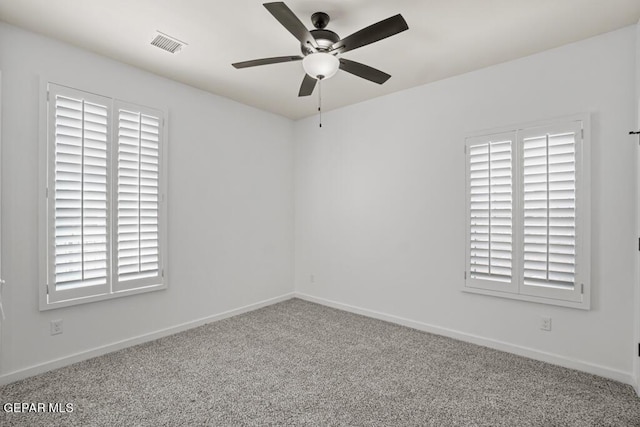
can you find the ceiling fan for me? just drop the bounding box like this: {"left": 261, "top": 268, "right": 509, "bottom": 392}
{"left": 232, "top": 2, "right": 409, "bottom": 97}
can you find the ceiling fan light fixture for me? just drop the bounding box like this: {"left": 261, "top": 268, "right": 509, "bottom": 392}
{"left": 302, "top": 52, "right": 339, "bottom": 80}
{"left": 233, "top": 3, "right": 409, "bottom": 97}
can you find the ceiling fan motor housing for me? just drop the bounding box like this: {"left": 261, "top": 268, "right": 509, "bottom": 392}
{"left": 302, "top": 28, "right": 340, "bottom": 54}
{"left": 296, "top": 11, "right": 339, "bottom": 55}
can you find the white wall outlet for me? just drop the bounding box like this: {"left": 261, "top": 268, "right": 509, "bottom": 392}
{"left": 50, "top": 319, "right": 63, "bottom": 335}
{"left": 540, "top": 316, "right": 552, "bottom": 331}
{"left": 310, "top": 274, "right": 315, "bottom": 284}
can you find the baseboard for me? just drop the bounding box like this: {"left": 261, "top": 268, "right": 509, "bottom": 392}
{"left": 3, "top": 291, "right": 634, "bottom": 389}
{"left": 295, "top": 292, "right": 635, "bottom": 387}
{"left": 0, "top": 292, "right": 295, "bottom": 386}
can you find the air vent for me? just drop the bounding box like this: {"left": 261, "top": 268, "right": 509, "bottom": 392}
{"left": 151, "top": 31, "right": 186, "bottom": 54}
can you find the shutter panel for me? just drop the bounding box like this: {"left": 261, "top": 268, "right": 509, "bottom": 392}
{"left": 50, "top": 86, "right": 111, "bottom": 301}
{"left": 522, "top": 129, "right": 576, "bottom": 290}
{"left": 468, "top": 135, "right": 513, "bottom": 285}
{"left": 115, "top": 106, "right": 162, "bottom": 288}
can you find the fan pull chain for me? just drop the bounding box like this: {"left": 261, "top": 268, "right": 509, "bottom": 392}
{"left": 318, "top": 76, "right": 323, "bottom": 128}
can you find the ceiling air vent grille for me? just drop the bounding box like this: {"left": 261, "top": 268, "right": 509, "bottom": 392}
{"left": 151, "top": 32, "right": 186, "bottom": 54}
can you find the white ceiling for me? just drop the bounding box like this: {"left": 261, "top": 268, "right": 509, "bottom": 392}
{"left": 1, "top": 0, "right": 639, "bottom": 120}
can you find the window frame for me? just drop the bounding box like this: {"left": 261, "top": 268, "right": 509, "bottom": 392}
{"left": 39, "top": 81, "right": 168, "bottom": 310}
{"left": 463, "top": 114, "right": 591, "bottom": 310}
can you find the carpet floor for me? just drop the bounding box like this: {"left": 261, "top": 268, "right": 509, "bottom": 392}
{"left": 1, "top": 298, "right": 639, "bottom": 426}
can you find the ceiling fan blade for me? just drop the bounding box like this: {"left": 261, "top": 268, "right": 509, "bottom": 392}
{"left": 298, "top": 74, "right": 317, "bottom": 97}
{"left": 232, "top": 55, "right": 303, "bottom": 69}
{"left": 264, "top": 2, "right": 319, "bottom": 50}
{"left": 331, "top": 14, "right": 408, "bottom": 54}
{"left": 339, "top": 59, "right": 391, "bottom": 84}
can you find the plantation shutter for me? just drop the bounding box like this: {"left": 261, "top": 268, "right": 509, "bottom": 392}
{"left": 464, "top": 118, "right": 587, "bottom": 307}
{"left": 114, "top": 104, "right": 163, "bottom": 290}
{"left": 44, "top": 83, "right": 167, "bottom": 308}
{"left": 521, "top": 124, "right": 581, "bottom": 300}
{"left": 48, "top": 85, "right": 111, "bottom": 302}
{"left": 466, "top": 133, "right": 515, "bottom": 291}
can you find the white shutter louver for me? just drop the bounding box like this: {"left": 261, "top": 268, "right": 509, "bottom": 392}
{"left": 468, "top": 137, "right": 513, "bottom": 283}
{"left": 52, "top": 92, "right": 110, "bottom": 295}
{"left": 116, "top": 107, "right": 161, "bottom": 286}
{"left": 522, "top": 130, "right": 576, "bottom": 290}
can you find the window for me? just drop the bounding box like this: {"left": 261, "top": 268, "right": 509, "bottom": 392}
{"left": 464, "top": 115, "right": 590, "bottom": 309}
{"left": 41, "top": 83, "right": 167, "bottom": 309}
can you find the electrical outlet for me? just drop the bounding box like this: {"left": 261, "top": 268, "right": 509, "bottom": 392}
{"left": 310, "top": 274, "right": 315, "bottom": 284}
{"left": 540, "top": 316, "right": 552, "bottom": 331}
{"left": 50, "top": 319, "right": 63, "bottom": 335}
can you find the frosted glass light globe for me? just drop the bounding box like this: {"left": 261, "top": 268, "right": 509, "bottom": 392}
{"left": 302, "top": 52, "right": 339, "bottom": 80}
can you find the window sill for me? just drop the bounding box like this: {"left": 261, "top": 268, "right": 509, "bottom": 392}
{"left": 462, "top": 285, "right": 590, "bottom": 310}
{"left": 39, "top": 283, "right": 167, "bottom": 311}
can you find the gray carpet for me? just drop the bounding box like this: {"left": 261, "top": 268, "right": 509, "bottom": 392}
{"left": 1, "top": 298, "right": 639, "bottom": 426}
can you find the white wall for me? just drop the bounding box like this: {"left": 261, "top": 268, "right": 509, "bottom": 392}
{"left": 295, "top": 26, "right": 638, "bottom": 383}
{"left": 0, "top": 22, "right": 294, "bottom": 381}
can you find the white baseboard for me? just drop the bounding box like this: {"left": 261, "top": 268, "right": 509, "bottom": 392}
{"left": 0, "top": 292, "right": 294, "bottom": 386}
{"left": 3, "top": 291, "right": 634, "bottom": 390}
{"left": 295, "top": 292, "right": 635, "bottom": 387}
